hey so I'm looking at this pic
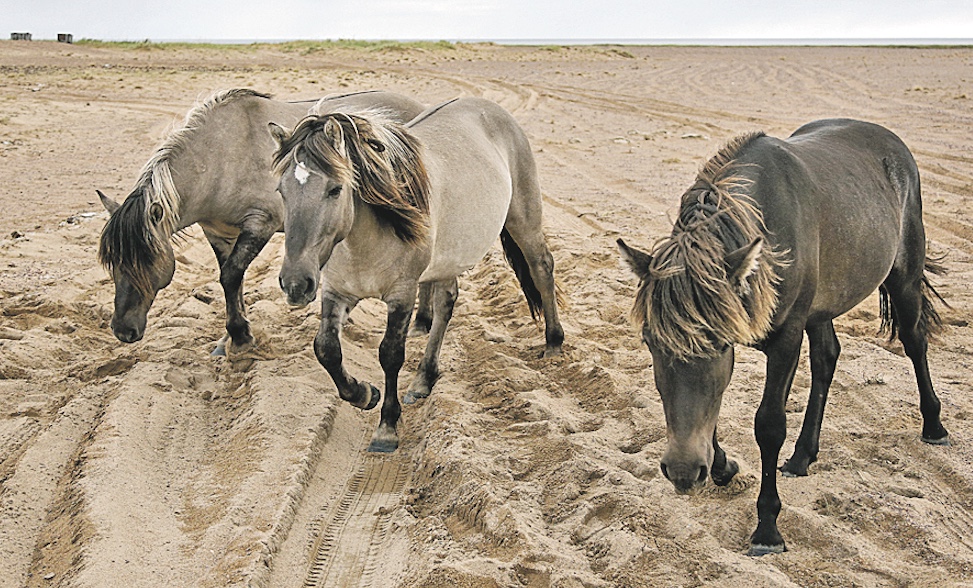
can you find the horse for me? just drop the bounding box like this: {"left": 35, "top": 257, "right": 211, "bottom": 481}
{"left": 269, "top": 96, "right": 564, "bottom": 453}
{"left": 617, "top": 118, "right": 949, "bottom": 556}
{"left": 97, "top": 89, "right": 425, "bottom": 355}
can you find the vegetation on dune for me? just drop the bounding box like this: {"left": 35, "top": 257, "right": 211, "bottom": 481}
{"left": 74, "top": 38, "right": 460, "bottom": 54}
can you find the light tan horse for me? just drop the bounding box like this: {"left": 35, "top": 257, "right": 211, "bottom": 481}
{"left": 270, "top": 97, "right": 563, "bottom": 452}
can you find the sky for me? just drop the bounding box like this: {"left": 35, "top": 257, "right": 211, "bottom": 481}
{"left": 4, "top": 0, "right": 973, "bottom": 42}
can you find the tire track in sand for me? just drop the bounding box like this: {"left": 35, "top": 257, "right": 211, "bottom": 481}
{"left": 265, "top": 403, "right": 412, "bottom": 588}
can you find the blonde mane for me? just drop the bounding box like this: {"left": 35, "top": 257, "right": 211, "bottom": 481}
{"left": 633, "top": 131, "right": 790, "bottom": 358}
{"left": 99, "top": 88, "right": 270, "bottom": 296}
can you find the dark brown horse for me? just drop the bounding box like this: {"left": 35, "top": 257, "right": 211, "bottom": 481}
{"left": 618, "top": 119, "right": 948, "bottom": 556}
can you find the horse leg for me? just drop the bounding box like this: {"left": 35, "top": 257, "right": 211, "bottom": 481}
{"left": 202, "top": 229, "right": 234, "bottom": 356}
{"left": 750, "top": 327, "right": 803, "bottom": 556}
{"left": 710, "top": 428, "right": 739, "bottom": 486}
{"left": 500, "top": 225, "right": 564, "bottom": 358}
{"left": 883, "top": 271, "right": 949, "bottom": 444}
{"left": 368, "top": 299, "right": 415, "bottom": 453}
{"left": 314, "top": 292, "right": 381, "bottom": 412}
{"left": 403, "top": 278, "right": 458, "bottom": 405}
{"left": 782, "top": 320, "right": 840, "bottom": 477}
{"left": 409, "top": 282, "right": 434, "bottom": 337}
{"left": 221, "top": 228, "right": 277, "bottom": 352}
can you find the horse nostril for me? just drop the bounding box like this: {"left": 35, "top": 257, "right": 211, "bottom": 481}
{"left": 279, "top": 276, "right": 285, "bottom": 291}
{"left": 304, "top": 277, "right": 316, "bottom": 298}
{"left": 660, "top": 462, "right": 670, "bottom": 480}
{"left": 698, "top": 466, "right": 708, "bottom": 483}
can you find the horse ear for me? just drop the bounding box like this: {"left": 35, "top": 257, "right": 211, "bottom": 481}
{"left": 148, "top": 202, "right": 165, "bottom": 226}
{"left": 323, "top": 118, "right": 346, "bottom": 154}
{"left": 617, "top": 238, "right": 653, "bottom": 280}
{"left": 268, "top": 122, "right": 289, "bottom": 149}
{"left": 725, "top": 237, "right": 763, "bottom": 290}
{"left": 97, "top": 189, "right": 121, "bottom": 214}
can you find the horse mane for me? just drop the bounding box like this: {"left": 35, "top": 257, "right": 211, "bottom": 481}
{"left": 633, "top": 130, "right": 790, "bottom": 358}
{"left": 272, "top": 108, "right": 430, "bottom": 245}
{"left": 99, "top": 88, "right": 272, "bottom": 296}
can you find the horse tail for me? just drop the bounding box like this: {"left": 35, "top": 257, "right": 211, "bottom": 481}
{"left": 500, "top": 228, "right": 543, "bottom": 320}
{"left": 879, "top": 256, "right": 948, "bottom": 341}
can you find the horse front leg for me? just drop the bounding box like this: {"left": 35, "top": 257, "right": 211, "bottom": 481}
{"left": 209, "top": 226, "right": 275, "bottom": 355}
{"left": 314, "top": 293, "right": 381, "bottom": 411}
{"left": 710, "top": 428, "right": 739, "bottom": 486}
{"left": 782, "top": 320, "right": 840, "bottom": 477}
{"left": 750, "top": 328, "right": 803, "bottom": 556}
{"left": 403, "top": 278, "right": 458, "bottom": 405}
{"left": 367, "top": 299, "right": 414, "bottom": 453}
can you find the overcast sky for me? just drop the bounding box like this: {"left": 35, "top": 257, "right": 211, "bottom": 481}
{"left": 4, "top": 0, "right": 973, "bottom": 42}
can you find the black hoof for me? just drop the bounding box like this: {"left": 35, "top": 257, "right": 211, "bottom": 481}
{"left": 747, "top": 542, "right": 786, "bottom": 557}
{"left": 780, "top": 460, "right": 810, "bottom": 478}
{"left": 402, "top": 390, "right": 428, "bottom": 406}
{"left": 366, "top": 438, "right": 399, "bottom": 453}
{"left": 363, "top": 385, "right": 381, "bottom": 411}
{"left": 712, "top": 459, "right": 739, "bottom": 486}
{"left": 922, "top": 433, "right": 951, "bottom": 446}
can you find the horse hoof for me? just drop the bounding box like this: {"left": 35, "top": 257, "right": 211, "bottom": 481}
{"left": 367, "top": 423, "right": 399, "bottom": 453}
{"left": 363, "top": 385, "right": 381, "bottom": 411}
{"left": 780, "top": 460, "right": 809, "bottom": 478}
{"left": 922, "top": 434, "right": 951, "bottom": 446}
{"left": 211, "top": 336, "right": 228, "bottom": 357}
{"left": 747, "top": 542, "right": 786, "bottom": 557}
{"left": 712, "top": 459, "right": 739, "bottom": 486}
{"left": 366, "top": 438, "right": 399, "bottom": 453}
{"left": 402, "top": 389, "right": 429, "bottom": 406}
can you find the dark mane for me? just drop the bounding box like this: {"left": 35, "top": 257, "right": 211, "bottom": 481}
{"left": 272, "top": 110, "right": 430, "bottom": 245}
{"left": 99, "top": 88, "right": 272, "bottom": 295}
{"left": 633, "top": 130, "right": 790, "bottom": 358}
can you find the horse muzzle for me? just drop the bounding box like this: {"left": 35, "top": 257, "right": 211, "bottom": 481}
{"left": 111, "top": 316, "right": 145, "bottom": 343}
{"left": 661, "top": 461, "right": 708, "bottom": 494}
{"left": 278, "top": 265, "right": 318, "bottom": 308}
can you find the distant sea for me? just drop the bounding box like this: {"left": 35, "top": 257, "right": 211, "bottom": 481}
{"left": 157, "top": 38, "right": 973, "bottom": 47}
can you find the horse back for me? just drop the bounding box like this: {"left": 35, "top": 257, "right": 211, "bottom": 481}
{"left": 743, "top": 119, "right": 921, "bottom": 323}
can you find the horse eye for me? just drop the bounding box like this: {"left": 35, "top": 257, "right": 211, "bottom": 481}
{"left": 327, "top": 185, "right": 343, "bottom": 197}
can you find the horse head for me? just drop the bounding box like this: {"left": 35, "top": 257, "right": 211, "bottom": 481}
{"left": 618, "top": 236, "right": 763, "bottom": 493}
{"left": 270, "top": 110, "right": 429, "bottom": 307}
{"left": 98, "top": 189, "right": 177, "bottom": 343}
{"left": 269, "top": 116, "right": 360, "bottom": 307}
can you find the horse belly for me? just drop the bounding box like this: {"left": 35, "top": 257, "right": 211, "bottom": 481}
{"left": 810, "top": 223, "right": 898, "bottom": 318}
{"left": 418, "top": 188, "right": 511, "bottom": 283}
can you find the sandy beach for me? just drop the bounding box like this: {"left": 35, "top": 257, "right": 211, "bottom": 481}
{"left": 1, "top": 40, "right": 972, "bottom": 587}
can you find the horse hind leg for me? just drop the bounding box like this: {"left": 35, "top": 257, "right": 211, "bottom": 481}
{"left": 409, "top": 282, "right": 434, "bottom": 337}
{"left": 499, "top": 227, "right": 564, "bottom": 357}
{"left": 882, "top": 266, "right": 949, "bottom": 444}
{"left": 403, "top": 278, "right": 458, "bottom": 405}
{"left": 782, "top": 320, "right": 840, "bottom": 477}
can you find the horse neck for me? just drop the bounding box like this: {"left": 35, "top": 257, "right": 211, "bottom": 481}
{"left": 340, "top": 196, "right": 419, "bottom": 262}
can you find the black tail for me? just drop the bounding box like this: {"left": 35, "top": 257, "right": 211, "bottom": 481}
{"left": 499, "top": 228, "right": 543, "bottom": 320}
{"left": 879, "top": 257, "right": 948, "bottom": 341}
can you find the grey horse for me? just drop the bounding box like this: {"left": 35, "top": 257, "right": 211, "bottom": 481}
{"left": 270, "top": 97, "right": 564, "bottom": 453}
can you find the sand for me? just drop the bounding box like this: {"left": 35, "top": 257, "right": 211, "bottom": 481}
{"left": 1, "top": 40, "right": 972, "bottom": 588}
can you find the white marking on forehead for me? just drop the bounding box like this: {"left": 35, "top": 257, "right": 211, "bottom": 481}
{"left": 294, "top": 161, "right": 310, "bottom": 185}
